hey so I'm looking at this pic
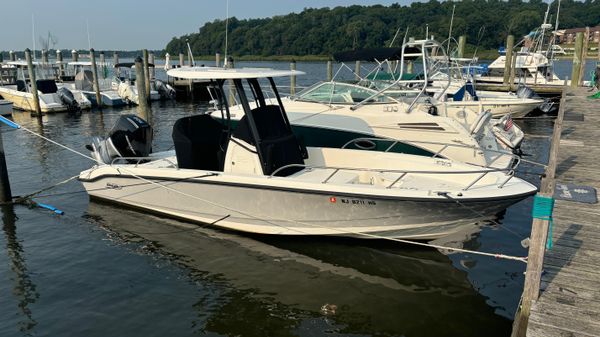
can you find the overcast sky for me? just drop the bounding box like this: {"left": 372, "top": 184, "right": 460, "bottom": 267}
{"left": 0, "top": 0, "right": 416, "bottom": 51}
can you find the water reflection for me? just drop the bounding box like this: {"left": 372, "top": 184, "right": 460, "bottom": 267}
{"left": 85, "top": 201, "right": 511, "bottom": 337}
{"left": 1, "top": 205, "right": 39, "bottom": 334}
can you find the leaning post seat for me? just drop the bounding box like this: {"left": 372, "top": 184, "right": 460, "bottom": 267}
{"left": 232, "top": 105, "right": 306, "bottom": 176}
{"left": 172, "top": 114, "right": 227, "bottom": 171}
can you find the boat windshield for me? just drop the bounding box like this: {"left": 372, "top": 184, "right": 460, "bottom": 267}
{"left": 295, "top": 82, "right": 394, "bottom": 104}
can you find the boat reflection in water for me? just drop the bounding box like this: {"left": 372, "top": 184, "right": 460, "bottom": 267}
{"left": 86, "top": 201, "right": 511, "bottom": 337}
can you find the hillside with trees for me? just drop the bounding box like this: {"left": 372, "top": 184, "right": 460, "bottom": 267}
{"left": 166, "top": 0, "right": 600, "bottom": 59}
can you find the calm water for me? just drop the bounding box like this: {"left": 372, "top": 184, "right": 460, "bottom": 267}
{"left": 0, "top": 61, "right": 560, "bottom": 337}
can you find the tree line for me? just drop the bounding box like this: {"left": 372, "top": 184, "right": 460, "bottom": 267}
{"left": 165, "top": 0, "right": 600, "bottom": 58}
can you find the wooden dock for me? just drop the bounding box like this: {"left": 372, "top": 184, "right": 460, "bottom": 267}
{"left": 525, "top": 86, "right": 600, "bottom": 337}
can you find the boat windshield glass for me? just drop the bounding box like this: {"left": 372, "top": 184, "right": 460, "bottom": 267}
{"left": 296, "top": 82, "right": 393, "bottom": 104}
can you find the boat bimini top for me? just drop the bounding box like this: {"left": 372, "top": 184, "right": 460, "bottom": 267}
{"left": 166, "top": 67, "right": 306, "bottom": 176}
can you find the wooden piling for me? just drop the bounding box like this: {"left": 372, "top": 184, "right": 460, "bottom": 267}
{"left": 503, "top": 35, "right": 514, "bottom": 86}
{"left": 143, "top": 49, "right": 151, "bottom": 102}
{"left": 149, "top": 52, "right": 155, "bottom": 80}
{"left": 56, "top": 50, "right": 64, "bottom": 78}
{"left": 25, "top": 49, "right": 42, "bottom": 117}
{"left": 578, "top": 27, "right": 590, "bottom": 86}
{"left": 134, "top": 56, "right": 150, "bottom": 120}
{"left": 326, "top": 60, "right": 333, "bottom": 81}
{"left": 99, "top": 52, "right": 106, "bottom": 79}
{"left": 90, "top": 49, "right": 103, "bottom": 109}
{"left": 227, "top": 57, "right": 235, "bottom": 107}
{"left": 41, "top": 49, "right": 48, "bottom": 64}
{"left": 290, "top": 60, "right": 296, "bottom": 95}
{"left": 179, "top": 53, "right": 184, "bottom": 67}
{"left": 355, "top": 61, "right": 361, "bottom": 80}
{"left": 9, "top": 51, "right": 15, "bottom": 62}
{"left": 113, "top": 51, "right": 119, "bottom": 66}
{"left": 71, "top": 50, "right": 78, "bottom": 62}
{"left": 216, "top": 52, "right": 221, "bottom": 67}
{"left": 511, "top": 78, "right": 568, "bottom": 337}
{"left": 0, "top": 125, "right": 13, "bottom": 203}
{"left": 571, "top": 32, "right": 584, "bottom": 88}
{"left": 457, "top": 35, "right": 466, "bottom": 58}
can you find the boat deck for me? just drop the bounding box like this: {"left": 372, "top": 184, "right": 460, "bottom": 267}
{"left": 526, "top": 87, "right": 600, "bottom": 336}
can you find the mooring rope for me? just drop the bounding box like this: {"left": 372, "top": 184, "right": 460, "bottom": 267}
{"left": 0, "top": 116, "right": 528, "bottom": 263}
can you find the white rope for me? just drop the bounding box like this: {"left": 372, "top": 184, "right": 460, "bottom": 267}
{"left": 15, "top": 123, "right": 528, "bottom": 263}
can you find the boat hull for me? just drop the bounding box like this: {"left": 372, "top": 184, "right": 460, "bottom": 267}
{"left": 80, "top": 174, "right": 531, "bottom": 240}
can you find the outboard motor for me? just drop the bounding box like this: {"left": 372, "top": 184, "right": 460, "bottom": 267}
{"left": 516, "top": 84, "right": 556, "bottom": 114}
{"left": 57, "top": 87, "right": 80, "bottom": 111}
{"left": 155, "top": 79, "right": 176, "bottom": 100}
{"left": 88, "top": 114, "right": 153, "bottom": 164}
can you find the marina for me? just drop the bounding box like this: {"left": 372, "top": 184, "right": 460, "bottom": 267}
{"left": 1, "top": 1, "right": 600, "bottom": 336}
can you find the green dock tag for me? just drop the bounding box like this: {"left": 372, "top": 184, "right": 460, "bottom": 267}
{"left": 532, "top": 194, "right": 555, "bottom": 250}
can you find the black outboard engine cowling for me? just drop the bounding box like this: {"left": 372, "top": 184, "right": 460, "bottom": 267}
{"left": 89, "top": 114, "right": 153, "bottom": 164}
{"left": 57, "top": 87, "right": 80, "bottom": 111}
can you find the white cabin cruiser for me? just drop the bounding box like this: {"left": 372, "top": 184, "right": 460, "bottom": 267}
{"left": 0, "top": 61, "right": 91, "bottom": 112}
{"left": 80, "top": 67, "right": 537, "bottom": 240}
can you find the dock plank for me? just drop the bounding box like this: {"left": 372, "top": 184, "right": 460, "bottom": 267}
{"left": 526, "top": 87, "right": 600, "bottom": 337}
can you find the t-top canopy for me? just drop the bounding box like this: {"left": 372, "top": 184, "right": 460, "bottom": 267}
{"left": 114, "top": 62, "right": 155, "bottom": 68}
{"left": 333, "top": 47, "right": 422, "bottom": 62}
{"left": 167, "top": 66, "right": 305, "bottom": 80}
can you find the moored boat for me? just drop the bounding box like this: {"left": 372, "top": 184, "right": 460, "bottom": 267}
{"left": 79, "top": 67, "right": 537, "bottom": 240}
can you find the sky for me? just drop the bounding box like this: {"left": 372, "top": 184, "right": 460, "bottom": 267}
{"left": 0, "top": 0, "right": 415, "bottom": 51}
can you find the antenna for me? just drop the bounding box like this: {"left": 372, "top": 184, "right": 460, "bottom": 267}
{"left": 224, "top": 0, "right": 229, "bottom": 65}
{"left": 86, "top": 19, "right": 91, "bottom": 49}
{"left": 389, "top": 26, "right": 402, "bottom": 47}
{"left": 447, "top": 5, "right": 456, "bottom": 55}
{"left": 554, "top": 0, "right": 561, "bottom": 33}
{"left": 32, "top": 14, "right": 36, "bottom": 60}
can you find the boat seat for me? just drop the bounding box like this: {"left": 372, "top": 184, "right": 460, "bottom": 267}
{"left": 172, "top": 114, "right": 228, "bottom": 171}
{"left": 233, "top": 105, "right": 305, "bottom": 176}
{"left": 16, "top": 80, "right": 27, "bottom": 92}
{"left": 36, "top": 80, "right": 58, "bottom": 94}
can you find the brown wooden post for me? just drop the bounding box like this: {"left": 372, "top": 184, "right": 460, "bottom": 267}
{"left": 179, "top": 53, "right": 184, "bottom": 67}
{"left": 290, "top": 60, "right": 296, "bottom": 95}
{"left": 71, "top": 49, "right": 78, "bottom": 62}
{"left": 578, "top": 27, "right": 590, "bottom": 86}
{"left": 143, "top": 49, "right": 151, "bottom": 102}
{"left": 56, "top": 50, "right": 64, "bottom": 78}
{"left": 99, "top": 52, "right": 106, "bottom": 79}
{"left": 90, "top": 48, "right": 103, "bottom": 108}
{"left": 326, "top": 60, "right": 333, "bottom": 81}
{"left": 457, "top": 35, "right": 466, "bottom": 58}
{"left": 216, "top": 52, "right": 221, "bottom": 67}
{"left": 25, "top": 49, "right": 42, "bottom": 117}
{"left": 571, "top": 32, "right": 584, "bottom": 88}
{"left": 41, "top": 49, "right": 48, "bottom": 64}
{"left": 510, "top": 79, "right": 568, "bottom": 337}
{"left": 227, "top": 57, "right": 235, "bottom": 107}
{"left": 9, "top": 51, "right": 15, "bottom": 62}
{"left": 503, "top": 35, "right": 514, "bottom": 86}
{"left": 113, "top": 51, "right": 119, "bottom": 66}
{"left": 149, "top": 52, "right": 155, "bottom": 80}
{"left": 134, "top": 56, "right": 150, "bottom": 120}
{"left": 354, "top": 60, "right": 361, "bottom": 80}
